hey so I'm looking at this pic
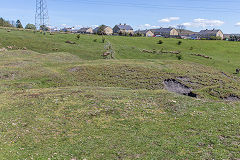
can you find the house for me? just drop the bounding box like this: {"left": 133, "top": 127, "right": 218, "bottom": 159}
{"left": 135, "top": 30, "right": 154, "bottom": 37}
{"left": 50, "top": 27, "right": 59, "bottom": 32}
{"left": 198, "top": 29, "right": 224, "bottom": 40}
{"left": 78, "top": 27, "right": 93, "bottom": 34}
{"left": 177, "top": 29, "right": 196, "bottom": 36}
{"left": 93, "top": 26, "right": 113, "bottom": 35}
{"left": 113, "top": 23, "right": 134, "bottom": 35}
{"left": 60, "top": 27, "right": 77, "bottom": 33}
{"left": 150, "top": 28, "right": 179, "bottom": 38}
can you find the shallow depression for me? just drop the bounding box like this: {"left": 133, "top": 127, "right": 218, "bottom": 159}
{"left": 164, "top": 79, "right": 197, "bottom": 98}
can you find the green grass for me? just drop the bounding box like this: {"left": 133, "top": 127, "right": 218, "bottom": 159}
{"left": 0, "top": 28, "right": 240, "bottom": 74}
{"left": 0, "top": 28, "right": 239, "bottom": 159}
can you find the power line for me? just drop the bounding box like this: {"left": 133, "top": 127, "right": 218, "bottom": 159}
{"left": 49, "top": 0, "right": 240, "bottom": 14}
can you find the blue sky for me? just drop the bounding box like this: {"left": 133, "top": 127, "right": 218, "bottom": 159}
{"left": 1, "top": 0, "right": 240, "bottom": 33}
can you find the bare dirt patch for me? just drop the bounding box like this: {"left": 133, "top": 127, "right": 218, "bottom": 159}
{"left": 224, "top": 94, "right": 240, "bottom": 101}
{"left": 164, "top": 79, "right": 197, "bottom": 97}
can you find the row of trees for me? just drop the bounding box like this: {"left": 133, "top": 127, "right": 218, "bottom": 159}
{"left": 228, "top": 35, "right": 240, "bottom": 41}
{"left": 0, "top": 17, "right": 13, "bottom": 27}
{"left": 0, "top": 17, "right": 49, "bottom": 30}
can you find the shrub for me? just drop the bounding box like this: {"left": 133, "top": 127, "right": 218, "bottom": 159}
{"left": 25, "top": 24, "right": 36, "bottom": 30}
{"left": 210, "top": 36, "right": 222, "bottom": 40}
{"left": 97, "top": 25, "right": 107, "bottom": 35}
{"left": 134, "top": 32, "right": 143, "bottom": 37}
{"left": 16, "top": 20, "right": 23, "bottom": 28}
{"left": 176, "top": 54, "right": 183, "bottom": 60}
{"left": 102, "top": 37, "right": 105, "bottom": 43}
{"left": 40, "top": 25, "right": 49, "bottom": 31}
{"left": 93, "top": 39, "right": 97, "bottom": 42}
{"left": 190, "top": 47, "right": 193, "bottom": 50}
{"left": 0, "top": 17, "right": 13, "bottom": 27}
{"left": 76, "top": 34, "right": 80, "bottom": 40}
{"left": 177, "top": 41, "right": 182, "bottom": 45}
{"left": 158, "top": 40, "right": 163, "bottom": 44}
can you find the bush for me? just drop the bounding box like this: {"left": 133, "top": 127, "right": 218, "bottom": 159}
{"left": 190, "top": 47, "right": 193, "bottom": 50}
{"left": 210, "top": 36, "right": 222, "bottom": 40}
{"left": 93, "top": 39, "right": 97, "bottom": 42}
{"left": 0, "top": 18, "right": 13, "bottom": 27}
{"left": 177, "top": 41, "right": 182, "bottom": 45}
{"left": 76, "top": 34, "right": 80, "bottom": 39}
{"left": 176, "top": 54, "right": 183, "bottom": 60}
{"left": 134, "top": 32, "right": 143, "bottom": 37}
{"left": 158, "top": 40, "right": 163, "bottom": 44}
{"left": 102, "top": 37, "right": 105, "bottom": 43}
{"left": 16, "top": 20, "right": 23, "bottom": 28}
{"left": 76, "top": 34, "right": 80, "bottom": 40}
{"left": 25, "top": 24, "right": 36, "bottom": 30}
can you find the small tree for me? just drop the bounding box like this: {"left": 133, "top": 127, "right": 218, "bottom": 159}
{"left": 158, "top": 40, "right": 163, "bottom": 44}
{"left": 76, "top": 34, "right": 80, "bottom": 40}
{"left": 16, "top": 20, "right": 23, "bottom": 28}
{"left": 177, "top": 41, "right": 182, "bottom": 45}
{"left": 177, "top": 25, "right": 186, "bottom": 34}
{"left": 25, "top": 24, "right": 36, "bottom": 30}
{"left": 176, "top": 54, "right": 183, "bottom": 60}
{"left": 0, "top": 18, "right": 12, "bottom": 27}
{"left": 102, "top": 36, "right": 105, "bottom": 43}
{"left": 40, "top": 25, "right": 49, "bottom": 31}
{"left": 97, "top": 25, "right": 107, "bottom": 35}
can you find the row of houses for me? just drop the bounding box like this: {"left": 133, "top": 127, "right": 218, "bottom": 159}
{"left": 58, "top": 23, "right": 224, "bottom": 40}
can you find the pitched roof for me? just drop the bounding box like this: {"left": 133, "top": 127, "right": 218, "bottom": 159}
{"left": 135, "top": 30, "right": 152, "bottom": 34}
{"left": 199, "top": 29, "right": 222, "bottom": 35}
{"left": 177, "top": 29, "right": 196, "bottom": 36}
{"left": 78, "top": 27, "right": 91, "bottom": 32}
{"left": 115, "top": 24, "right": 133, "bottom": 30}
{"left": 150, "top": 28, "right": 175, "bottom": 34}
{"left": 93, "top": 26, "right": 111, "bottom": 32}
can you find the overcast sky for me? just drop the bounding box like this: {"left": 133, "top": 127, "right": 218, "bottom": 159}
{"left": 1, "top": 0, "right": 240, "bottom": 33}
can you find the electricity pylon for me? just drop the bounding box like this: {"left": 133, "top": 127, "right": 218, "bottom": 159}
{"left": 35, "top": 0, "right": 49, "bottom": 30}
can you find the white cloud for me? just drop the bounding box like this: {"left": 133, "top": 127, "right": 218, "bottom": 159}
{"left": 235, "top": 22, "right": 240, "bottom": 26}
{"left": 158, "top": 17, "right": 180, "bottom": 23}
{"left": 136, "top": 24, "right": 160, "bottom": 30}
{"left": 182, "top": 18, "right": 224, "bottom": 28}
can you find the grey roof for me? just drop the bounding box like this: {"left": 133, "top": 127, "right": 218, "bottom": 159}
{"left": 150, "top": 28, "right": 175, "bottom": 34}
{"left": 93, "top": 26, "right": 111, "bottom": 32}
{"left": 78, "top": 27, "right": 91, "bottom": 32}
{"left": 135, "top": 30, "right": 152, "bottom": 34}
{"left": 93, "top": 27, "right": 99, "bottom": 32}
{"left": 115, "top": 24, "right": 133, "bottom": 30}
{"left": 199, "top": 29, "right": 221, "bottom": 35}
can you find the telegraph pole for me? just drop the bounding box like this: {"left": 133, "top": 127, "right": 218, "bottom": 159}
{"left": 35, "top": 0, "right": 49, "bottom": 30}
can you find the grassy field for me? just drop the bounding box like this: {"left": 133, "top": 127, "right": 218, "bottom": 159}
{"left": 0, "top": 28, "right": 239, "bottom": 159}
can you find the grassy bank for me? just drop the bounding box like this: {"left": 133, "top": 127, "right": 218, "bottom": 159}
{"left": 0, "top": 29, "right": 239, "bottom": 159}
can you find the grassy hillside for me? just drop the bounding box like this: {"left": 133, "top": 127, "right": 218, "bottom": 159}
{"left": 0, "top": 28, "right": 239, "bottom": 159}
{"left": 0, "top": 28, "right": 240, "bottom": 74}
